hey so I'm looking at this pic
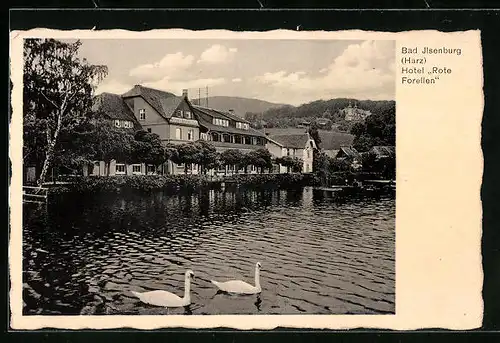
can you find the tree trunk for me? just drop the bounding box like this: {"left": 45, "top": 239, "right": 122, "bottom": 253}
{"left": 36, "top": 138, "right": 57, "bottom": 187}
{"left": 184, "top": 164, "right": 188, "bottom": 174}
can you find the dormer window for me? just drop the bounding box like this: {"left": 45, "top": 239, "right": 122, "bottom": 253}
{"left": 185, "top": 110, "right": 192, "bottom": 119}
{"left": 139, "top": 109, "right": 146, "bottom": 121}
{"left": 114, "top": 120, "right": 121, "bottom": 128}
{"left": 213, "top": 118, "right": 229, "bottom": 127}
{"left": 236, "top": 122, "right": 249, "bottom": 130}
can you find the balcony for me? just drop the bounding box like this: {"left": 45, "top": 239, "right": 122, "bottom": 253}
{"left": 208, "top": 140, "right": 263, "bottom": 151}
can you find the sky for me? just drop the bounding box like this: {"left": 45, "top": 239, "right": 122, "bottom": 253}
{"left": 78, "top": 39, "right": 395, "bottom": 106}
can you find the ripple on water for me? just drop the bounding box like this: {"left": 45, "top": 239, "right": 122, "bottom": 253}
{"left": 22, "top": 187, "right": 395, "bottom": 315}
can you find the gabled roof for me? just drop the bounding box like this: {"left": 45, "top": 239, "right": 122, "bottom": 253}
{"left": 319, "top": 131, "right": 355, "bottom": 150}
{"left": 193, "top": 106, "right": 265, "bottom": 137}
{"left": 122, "top": 85, "right": 183, "bottom": 119}
{"left": 338, "top": 146, "right": 361, "bottom": 159}
{"left": 269, "top": 134, "right": 312, "bottom": 149}
{"left": 92, "top": 93, "right": 141, "bottom": 128}
{"left": 192, "top": 105, "right": 251, "bottom": 124}
{"left": 370, "top": 145, "right": 395, "bottom": 158}
{"left": 192, "top": 105, "right": 231, "bottom": 120}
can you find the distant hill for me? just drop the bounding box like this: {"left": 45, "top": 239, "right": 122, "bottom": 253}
{"left": 191, "top": 96, "right": 288, "bottom": 119}
{"left": 246, "top": 98, "right": 395, "bottom": 129}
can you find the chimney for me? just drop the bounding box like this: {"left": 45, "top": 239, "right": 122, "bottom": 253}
{"left": 182, "top": 89, "right": 188, "bottom": 97}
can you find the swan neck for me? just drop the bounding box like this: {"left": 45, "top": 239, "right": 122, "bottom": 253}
{"left": 255, "top": 267, "right": 261, "bottom": 290}
{"left": 184, "top": 276, "right": 191, "bottom": 303}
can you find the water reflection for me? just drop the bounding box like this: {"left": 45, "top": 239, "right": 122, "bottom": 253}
{"left": 23, "top": 186, "right": 395, "bottom": 315}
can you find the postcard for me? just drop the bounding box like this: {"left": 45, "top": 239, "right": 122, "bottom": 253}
{"left": 9, "top": 28, "right": 483, "bottom": 330}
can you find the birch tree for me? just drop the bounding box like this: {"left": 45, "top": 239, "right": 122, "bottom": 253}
{"left": 23, "top": 39, "right": 107, "bottom": 186}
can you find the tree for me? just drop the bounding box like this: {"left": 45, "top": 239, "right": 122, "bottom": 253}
{"left": 220, "top": 149, "right": 244, "bottom": 174}
{"left": 164, "top": 143, "right": 179, "bottom": 162}
{"left": 50, "top": 119, "right": 99, "bottom": 176}
{"left": 193, "top": 140, "right": 218, "bottom": 174}
{"left": 236, "top": 152, "right": 252, "bottom": 174}
{"left": 313, "top": 150, "right": 330, "bottom": 182}
{"left": 132, "top": 130, "right": 166, "bottom": 173}
{"left": 276, "top": 156, "right": 303, "bottom": 173}
{"left": 350, "top": 105, "right": 395, "bottom": 152}
{"left": 251, "top": 148, "right": 274, "bottom": 174}
{"left": 329, "top": 158, "right": 351, "bottom": 173}
{"left": 176, "top": 142, "right": 200, "bottom": 174}
{"left": 308, "top": 123, "right": 322, "bottom": 149}
{"left": 360, "top": 151, "right": 378, "bottom": 172}
{"left": 23, "top": 38, "right": 108, "bottom": 185}
{"left": 91, "top": 119, "right": 135, "bottom": 176}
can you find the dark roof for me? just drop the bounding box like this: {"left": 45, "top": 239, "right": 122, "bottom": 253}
{"left": 92, "top": 93, "right": 140, "bottom": 127}
{"left": 338, "top": 146, "right": 361, "bottom": 159}
{"left": 193, "top": 105, "right": 230, "bottom": 120}
{"left": 193, "top": 105, "right": 250, "bottom": 124}
{"left": 319, "top": 131, "right": 355, "bottom": 150}
{"left": 370, "top": 146, "right": 395, "bottom": 158}
{"left": 122, "top": 85, "right": 182, "bottom": 119}
{"left": 269, "top": 134, "right": 311, "bottom": 149}
{"left": 193, "top": 106, "right": 265, "bottom": 137}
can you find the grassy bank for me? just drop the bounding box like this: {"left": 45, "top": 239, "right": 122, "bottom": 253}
{"left": 48, "top": 173, "right": 316, "bottom": 195}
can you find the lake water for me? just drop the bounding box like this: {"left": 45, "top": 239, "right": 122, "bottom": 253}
{"left": 22, "top": 186, "right": 395, "bottom": 315}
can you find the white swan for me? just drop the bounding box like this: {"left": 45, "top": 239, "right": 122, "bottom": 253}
{"left": 211, "top": 262, "right": 262, "bottom": 295}
{"left": 131, "top": 270, "right": 194, "bottom": 307}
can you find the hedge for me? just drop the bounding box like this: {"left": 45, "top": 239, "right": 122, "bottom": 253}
{"left": 48, "top": 173, "right": 315, "bottom": 194}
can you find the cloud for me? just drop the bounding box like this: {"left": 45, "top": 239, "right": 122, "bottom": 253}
{"left": 95, "top": 79, "right": 132, "bottom": 95}
{"left": 144, "top": 77, "right": 226, "bottom": 94}
{"left": 254, "top": 40, "right": 395, "bottom": 104}
{"left": 197, "top": 44, "right": 238, "bottom": 64}
{"left": 232, "top": 78, "right": 242, "bottom": 83}
{"left": 129, "top": 52, "right": 194, "bottom": 81}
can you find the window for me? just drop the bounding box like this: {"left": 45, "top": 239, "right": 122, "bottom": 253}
{"left": 185, "top": 110, "right": 192, "bottom": 119}
{"left": 114, "top": 120, "right": 121, "bottom": 128}
{"left": 116, "top": 164, "right": 126, "bottom": 175}
{"left": 147, "top": 128, "right": 152, "bottom": 133}
{"left": 200, "top": 133, "right": 208, "bottom": 140}
{"left": 252, "top": 137, "right": 257, "bottom": 145}
{"left": 187, "top": 129, "right": 194, "bottom": 141}
{"left": 139, "top": 109, "right": 146, "bottom": 120}
{"left": 147, "top": 165, "right": 156, "bottom": 174}
{"left": 236, "top": 122, "right": 242, "bottom": 129}
{"left": 132, "top": 164, "right": 142, "bottom": 174}
{"left": 175, "top": 128, "right": 182, "bottom": 140}
{"left": 307, "top": 149, "right": 311, "bottom": 158}
{"left": 243, "top": 123, "right": 249, "bottom": 130}
{"left": 213, "top": 118, "right": 229, "bottom": 127}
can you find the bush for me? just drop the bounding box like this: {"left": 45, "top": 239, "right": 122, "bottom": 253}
{"left": 48, "top": 173, "right": 317, "bottom": 195}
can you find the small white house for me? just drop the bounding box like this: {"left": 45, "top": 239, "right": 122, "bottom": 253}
{"left": 267, "top": 132, "right": 317, "bottom": 173}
